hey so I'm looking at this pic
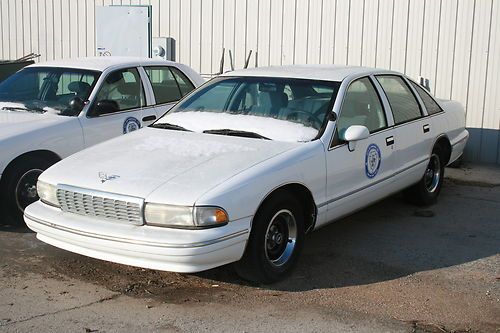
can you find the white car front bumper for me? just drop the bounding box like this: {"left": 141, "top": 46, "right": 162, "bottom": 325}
{"left": 25, "top": 201, "right": 250, "bottom": 273}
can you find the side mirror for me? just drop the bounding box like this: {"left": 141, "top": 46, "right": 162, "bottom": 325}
{"left": 340, "top": 125, "right": 370, "bottom": 152}
{"left": 93, "top": 99, "right": 119, "bottom": 116}
{"left": 328, "top": 112, "right": 337, "bottom": 121}
{"left": 68, "top": 96, "right": 85, "bottom": 113}
{"left": 328, "top": 111, "right": 337, "bottom": 121}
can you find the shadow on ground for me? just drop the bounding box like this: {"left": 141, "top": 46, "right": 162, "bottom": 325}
{"left": 199, "top": 181, "right": 500, "bottom": 291}
{"left": 2, "top": 181, "right": 499, "bottom": 294}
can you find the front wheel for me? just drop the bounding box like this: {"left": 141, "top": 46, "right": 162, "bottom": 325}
{"left": 0, "top": 156, "right": 54, "bottom": 226}
{"left": 234, "top": 191, "right": 305, "bottom": 283}
{"left": 405, "top": 146, "right": 445, "bottom": 206}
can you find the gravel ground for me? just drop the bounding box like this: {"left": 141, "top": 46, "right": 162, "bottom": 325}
{"left": 0, "top": 172, "right": 499, "bottom": 333}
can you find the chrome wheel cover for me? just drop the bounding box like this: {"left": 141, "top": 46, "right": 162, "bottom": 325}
{"left": 15, "top": 168, "right": 43, "bottom": 212}
{"left": 264, "top": 209, "right": 297, "bottom": 267}
{"left": 424, "top": 153, "right": 441, "bottom": 193}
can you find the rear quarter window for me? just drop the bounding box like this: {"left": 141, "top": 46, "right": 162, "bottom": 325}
{"left": 410, "top": 81, "right": 443, "bottom": 115}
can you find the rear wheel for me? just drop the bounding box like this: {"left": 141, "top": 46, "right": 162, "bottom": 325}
{"left": 0, "top": 156, "right": 54, "bottom": 226}
{"left": 405, "top": 146, "right": 445, "bottom": 206}
{"left": 235, "top": 190, "right": 305, "bottom": 283}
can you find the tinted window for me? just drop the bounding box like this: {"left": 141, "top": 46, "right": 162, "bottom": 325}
{"left": 376, "top": 75, "right": 422, "bottom": 124}
{"left": 337, "top": 77, "right": 387, "bottom": 137}
{"left": 58, "top": 72, "right": 96, "bottom": 98}
{"left": 0, "top": 67, "right": 99, "bottom": 116}
{"left": 156, "top": 77, "right": 340, "bottom": 142}
{"left": 170, "top": 67, "right": 195, "bottom": 96}
{"left": 92, "top": 68, "right": 145, "bottom": 114}
{"left": 145, "top": 66, "right": 182, "bottom": 104}
{"left": 410, "top": 81, "right": 442, "bottom": 115}
{"left": 172, "top": 78, "right": 335, "bottom": 130}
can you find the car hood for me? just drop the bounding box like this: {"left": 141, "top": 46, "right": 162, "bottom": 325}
{"left": 0, "top": 109, "right": 66, "bottom": 140}
{"left": 41, "top": 127, "right": 299, "bottom": 205}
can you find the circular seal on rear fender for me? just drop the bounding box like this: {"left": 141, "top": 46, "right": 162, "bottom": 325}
{"left": 365, "top": 143, "right": 381, "bottom": 178}
{"left": 123, "top": 117, "right": 141, "bottom": 134}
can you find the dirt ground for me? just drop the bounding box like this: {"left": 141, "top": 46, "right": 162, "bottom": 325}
{"left": 0, "top": 176, "right": 499, "bottom": 332}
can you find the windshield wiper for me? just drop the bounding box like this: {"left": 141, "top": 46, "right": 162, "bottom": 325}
{"left": 0, "top": 106, "right": 45, "bottom": 113}
{"left": 203, "top": 129, "right": 270, "bottom": 140}
{"left": 150, "top": 122, "right": 191, "bottom": 131}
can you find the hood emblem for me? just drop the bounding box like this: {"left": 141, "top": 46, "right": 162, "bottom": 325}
{"left": 98, "top": 172, "right": 120, "bottom": 183}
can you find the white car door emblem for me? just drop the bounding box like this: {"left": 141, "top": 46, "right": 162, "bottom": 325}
{"left": 365, "top": 144, "right": 381, "bottom": 179}
{"left": 123, "top": 117, "right": 141, "bottom": 134}
{"left": 98, "top": 172, "right": 120, "bottom": 183}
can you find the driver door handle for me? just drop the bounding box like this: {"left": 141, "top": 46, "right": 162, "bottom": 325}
{"left": 386, "top": 136, "right": 395, "bottom": 146}
{"left": 142, "top": 115, "right": 156, "bottom": 122}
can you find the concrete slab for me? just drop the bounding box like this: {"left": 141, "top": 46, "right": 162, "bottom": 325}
{"left": 446, "top": 163, "right": 500, "bottom": 186}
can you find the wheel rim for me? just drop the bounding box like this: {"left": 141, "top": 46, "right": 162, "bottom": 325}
{"left": 15, "top": 168, "right": 43, "bottom": 212}
{"left": 264, "top": 209, "right": 297, "bottom": 267}
{"left": 424, "top": 154, "right": 441, "bottom": 193}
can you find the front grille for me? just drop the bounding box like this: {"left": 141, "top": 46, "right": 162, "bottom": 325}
{"left": 57, "top": 185, "right": 144, "bottom": 225}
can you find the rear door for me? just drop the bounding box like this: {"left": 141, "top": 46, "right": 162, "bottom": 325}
{"left": 143, "top": 66, "right": 196, "bottom": 119}
{"left": 374, "top": 75, "right": 432, "bottom": 188}
{"left": 79, "top": 67, "right": 146, "bottom": 147}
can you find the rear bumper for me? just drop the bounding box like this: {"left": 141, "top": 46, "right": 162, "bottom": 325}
{"left": 25, "top": 201, "right": 250, "bottom": 273}
{"left": 449, "top": 129, "right": 469, "bottom": 165}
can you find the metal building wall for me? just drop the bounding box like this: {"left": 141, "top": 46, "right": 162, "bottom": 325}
{"left": 0, "top": 0, "right": 499, "bottom": 164}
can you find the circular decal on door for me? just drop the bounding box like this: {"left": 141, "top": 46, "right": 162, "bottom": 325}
{"left": 365, "top": 144, "right": 381, "bottom": 178}
{"left": 123, "top": 117, "right": 141, "bottom": 134}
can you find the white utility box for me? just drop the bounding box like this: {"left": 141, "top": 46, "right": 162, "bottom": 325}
{"left": 152, "top": 37, "right": 176, "bottom": 61}
{"left": 95, "top": 5, "right": 152, "bottom": 57}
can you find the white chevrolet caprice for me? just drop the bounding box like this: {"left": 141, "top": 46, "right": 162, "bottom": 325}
{"left": 25, "top": 65, "right": 468, "bottom": 283}
{"left": 0, "top": 57, "right": 203, "bottom": 225}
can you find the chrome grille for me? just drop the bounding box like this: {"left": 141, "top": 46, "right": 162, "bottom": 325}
{"left": 56, "top": 185, "right": 144, "bottom": 225}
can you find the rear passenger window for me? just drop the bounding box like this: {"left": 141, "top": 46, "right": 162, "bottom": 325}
{"left": 145, "top": 67, "right": 182, "bottom": 104}
{"left": 376, "top": 75, "right": 422, "bottom": 124}
{"left": 410, "top": 81, "right": 443, "bottom": 115}
{"left": 337, "top": 77, "right": 387, "bottom": 137}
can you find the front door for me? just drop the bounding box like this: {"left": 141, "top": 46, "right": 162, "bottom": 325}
{"left": 79, "top": 67, "right": 146, "bottom": 148}
{"left": 323, "top": 77, "right": 396, "bottom": 225}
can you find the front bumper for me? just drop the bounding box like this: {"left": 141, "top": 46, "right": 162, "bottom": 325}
{"left": 25, "top": 201, "right": 250, "bottom": 273}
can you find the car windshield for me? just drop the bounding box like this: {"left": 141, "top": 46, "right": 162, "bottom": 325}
{"left": 154, "top": 77, "right": 340, "bottom": 142}
{"left": 0, "top": 66, "right": 100, "bottom": 116}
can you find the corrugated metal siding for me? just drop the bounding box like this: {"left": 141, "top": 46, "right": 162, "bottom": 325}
{"left": 0, "top": 0, "right": 499, "bottom": 164}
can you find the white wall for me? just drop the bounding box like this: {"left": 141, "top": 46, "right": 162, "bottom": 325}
{"left": 1, "top": 0, "right": 499, "bottom": 164}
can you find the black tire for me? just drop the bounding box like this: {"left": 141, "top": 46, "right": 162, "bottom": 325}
{"left": 0, "top": 156, "right": 54, "bottom": 226}
{"left": 234, "top": 190, "right": 305, "bottom": 284}
{"left": 404, "top": 145, "right": 445, "bottom": 206}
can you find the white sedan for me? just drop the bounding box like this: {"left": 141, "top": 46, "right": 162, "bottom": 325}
{"left": 0, "top": 57, "right": 204, "bottom": 225}
{"left": 25, "top": 65, "right": 468, "bottom": 283}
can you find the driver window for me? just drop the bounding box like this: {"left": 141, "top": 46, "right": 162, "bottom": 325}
{"left": 337, "top": 77, "right": 387, "bottom": 138}
{"left": 92, "top": 68, "right": 145, "bottom": 115}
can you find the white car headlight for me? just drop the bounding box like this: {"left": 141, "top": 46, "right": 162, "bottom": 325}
{"left": 144, "top": 203, "right": 228, "bottom": 228}
{"left": 36, "top": 180, "right": 59, "bottom": 207}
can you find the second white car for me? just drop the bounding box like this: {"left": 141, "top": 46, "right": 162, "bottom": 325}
{"left": 0, "top": 57, "right": 204, "bottom": 225}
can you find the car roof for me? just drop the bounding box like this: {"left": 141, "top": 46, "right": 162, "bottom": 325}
{"left": 221, "top": 65, "right": 399, "bottom": 82}
{"left": 28, "top": 57, "right": 184, "bottom": 72}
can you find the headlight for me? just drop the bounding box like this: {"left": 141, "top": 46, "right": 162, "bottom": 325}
{"left": 144, "top": 203, "right": 228, "bottom": 228}
{"left": 37, "top": 180, "right": 59, "bottom": 207}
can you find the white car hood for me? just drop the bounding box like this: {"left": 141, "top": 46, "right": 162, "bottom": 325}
{"left": 41, "top": 127, "right": 299, "bottom": 205}
{"left": 0, "top": 109, "right": 66, "bottom": 139}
